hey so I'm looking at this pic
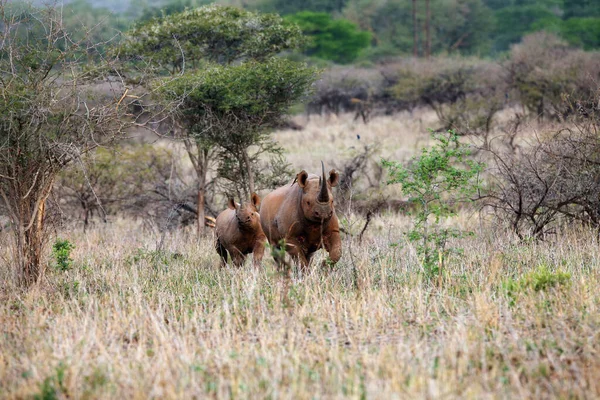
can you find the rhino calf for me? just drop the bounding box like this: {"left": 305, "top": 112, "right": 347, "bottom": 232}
{"left": 215, "top": 193, "right": 267, "bottom": 267}
{"left": 260, "top": 162, "right": 341, "bottom": 269}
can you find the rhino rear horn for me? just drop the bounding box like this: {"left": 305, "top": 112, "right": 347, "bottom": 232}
{"left": 318, "top": 161, "right": 329, "bottom": 203}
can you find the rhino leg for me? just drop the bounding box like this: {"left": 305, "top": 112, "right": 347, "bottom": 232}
{"left": 216, "top": 238, "right": 228, "bottom": 268}
{"left": 324, "top": 230, "right": 342, "bottom": 265}
{"left": 229, "top": 247, "right": 246, "bottom": 267}
{"left": 252, "top": 237, "right": 267, "bottom": 268}
{"left": 285, "top": 239, "right": 309, "bottom": 270}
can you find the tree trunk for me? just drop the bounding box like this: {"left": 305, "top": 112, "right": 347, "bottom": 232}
{"left": 241, "top": 148, "right": 255, "bottom": 197}
{"left": 197, "top": 186, "right": 205, "bottom": 237}
{"left": 412, "top": 0, "right": 418, "bottom": 58}
{"left": 20, "top": 198, "right": 46, "bottom": 286}
{"left": 424, "top": 0, "right": 430, "bottom": 58}
{"left": 9, "top": 181, "right": 53, "bottom": 287}
{"left": 184, "top": 138, "right": 211, "bottom": 237}
{"left": 196, "top": 147, "right": 209, "bottom": 237}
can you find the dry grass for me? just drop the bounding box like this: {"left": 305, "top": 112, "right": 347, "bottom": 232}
{"left": 275, "top": 110, "right": 439, "bottom": 173}
{"left": 1, "top": 214, "right": 599, "bottom": 399}
{"left": 1, "top": 112, "right": 600, "bottom": 399}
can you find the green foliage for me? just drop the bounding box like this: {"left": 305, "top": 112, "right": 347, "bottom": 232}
{"left": 492, "top": 4, "right": 561, "bottom": 52}
{"left": 261, "top": 0, "right": 349, "bottom": 15}
{"left": 522, "top": 266, "right": 571, "bottom": 292}
{"left": 52, "top": 240, "right": 75, "bottom": 272}
{"left": 33, "top": 363, "right": 68, "bottom": 400}
{"left": 503, "top": 265, "right": 571, "bottom": 305}
{"left": 489, "top": 0, "right": 600, "bottom": 52}
{"left": 560, "top": 18, "right": 600, "bottom": 50}
{"left": 342, "top": 0, "right": 494, "bottom": 57}
{"left": 122, "top": 5, "right": 316, "bottom": 196}
{"left": 433, "top": 0, "right": 494, "bottom": 55}
{"left": 120, "top": 5, "right": 306, "bottom": 71}
{"left": 158, "top": 58, "right": 317, "bottom": 136}
{"left": 82, "top": 367, "right": 109, "bottom": 397}
{"left": 270, "top": 239, "right": 290, "bottom": 274}
{"left": 343, "top": 0, "right": 412, "bottom": 53}
{"left": 383, "top": 131, "right": 483, "bottom": 279}
{"left": 286, "top": 11, "right": 371, "bottom": 63}
{"left": 563, "top": 0, "right": 600, "bottom": 19}
{"left": 157, "top": 57, "right": 317, "bottom": 195}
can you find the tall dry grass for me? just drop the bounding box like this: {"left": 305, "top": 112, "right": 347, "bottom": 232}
{"left": 1, "top": 212, "right": 599, "bottom": 399}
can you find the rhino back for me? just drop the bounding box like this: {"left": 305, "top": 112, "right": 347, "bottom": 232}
{"left": 215, "top": 209, "right": 241, "bottom": 243}
{"left": 260, "top": 183, "right": 301, "bottom": 242}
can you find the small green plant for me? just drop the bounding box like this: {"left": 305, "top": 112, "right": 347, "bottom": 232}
{"left": 52, "top": 239, "right": 75, "bottom": 272}
{"left": 33, "top": 362, "right": 68, "bottom": 400}
{"left": 269, "top": 239, "right": 289, "bottom": 273}
{"left": 383, "top": 130, "right": 484, "bottom": 281}
{"left": 502, "top": 264, "right": 571, "bottom": 305}
{"left": 521, "top": 265, "right": 571, "bottom": 292}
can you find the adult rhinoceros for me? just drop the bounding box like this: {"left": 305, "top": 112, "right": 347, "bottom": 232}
{"left": 260, "top": 162, "right": 341, "bottom": 269}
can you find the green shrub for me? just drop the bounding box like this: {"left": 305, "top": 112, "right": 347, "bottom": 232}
{"left": 560, "top": 17, "right": 600, "bottom": 50}
{"left": 502, "top": 265, "right": 571, "bottom": 305}
{"left": 383, "top": 131, "right": 483, "bottom": 281}
{"left": 521, "top": 266, "right": 571, "bottom": 292}
{"left": 52, "top": 240, "right": 75, "bottom": 272}
{"left": 33, "top": 363, "right": 68, "bottom": 400}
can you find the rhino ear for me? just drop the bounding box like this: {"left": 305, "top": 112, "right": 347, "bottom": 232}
{"left": 328, "top": 169, "right": 339, "bottom": 187}
{"left": 296, "top": 170, "right": 309, "bottom": 188}
{"left": 251, "top": 192, "right": 261, "bottom": 210}
{"left": 227, "top": 198, "right": 237, "bottom": 210}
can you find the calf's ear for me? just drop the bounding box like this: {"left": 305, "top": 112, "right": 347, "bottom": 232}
{"left": 328, "top": 170, "right": 339, "bottom": 187}
{"left": 296, "top": 170, "right": 309, "bottom": 188}
{"left": 228, "top": 198, "right": 237, "bottom": 210}
{"left": 251, "top": 192, "right": 261, "bottom": 210}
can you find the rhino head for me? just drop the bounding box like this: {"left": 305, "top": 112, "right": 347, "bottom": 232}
{"left": 296, "top": 161, "right": 339, "bottom": 223}
{"left": 229, "top": 193, "right": 261, "bottom": 231}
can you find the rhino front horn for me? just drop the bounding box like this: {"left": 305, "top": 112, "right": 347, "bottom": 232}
{"left": 318, "top": 161, "right": 329, "bottom": 203}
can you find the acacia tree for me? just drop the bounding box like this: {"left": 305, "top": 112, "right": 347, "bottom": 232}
{"left": 0, "top": 3, "right": 137, "bottom": 286}
{"left": 157, "top": 59, "right": 316, "bottom": 198}
{"left": 120, "top": 5, "right": 317, "bottom": 234}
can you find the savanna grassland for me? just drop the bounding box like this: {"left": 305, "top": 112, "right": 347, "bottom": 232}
{"left": 1, "top": 113, "right": 600, "bottom": 399}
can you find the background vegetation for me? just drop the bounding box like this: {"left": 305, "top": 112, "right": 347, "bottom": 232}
{"left": 42, "top": 0, "right": 600, "bottom": 62}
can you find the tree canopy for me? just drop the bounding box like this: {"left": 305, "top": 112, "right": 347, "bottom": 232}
{"left": 121, "top": 4, "right": 317, "bottom": 221}
{"left": 120, "top": 5, "right": 306, "bottom": 71}
{"left": 286, "top": 11, "right": 371, "bottom": 63}
{"left": 158, "top": 58, "right": 317, "bottom": 137}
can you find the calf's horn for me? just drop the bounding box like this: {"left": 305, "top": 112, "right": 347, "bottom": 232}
{"left": 318, "top": 161, "right": 329, "bottom": 203}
